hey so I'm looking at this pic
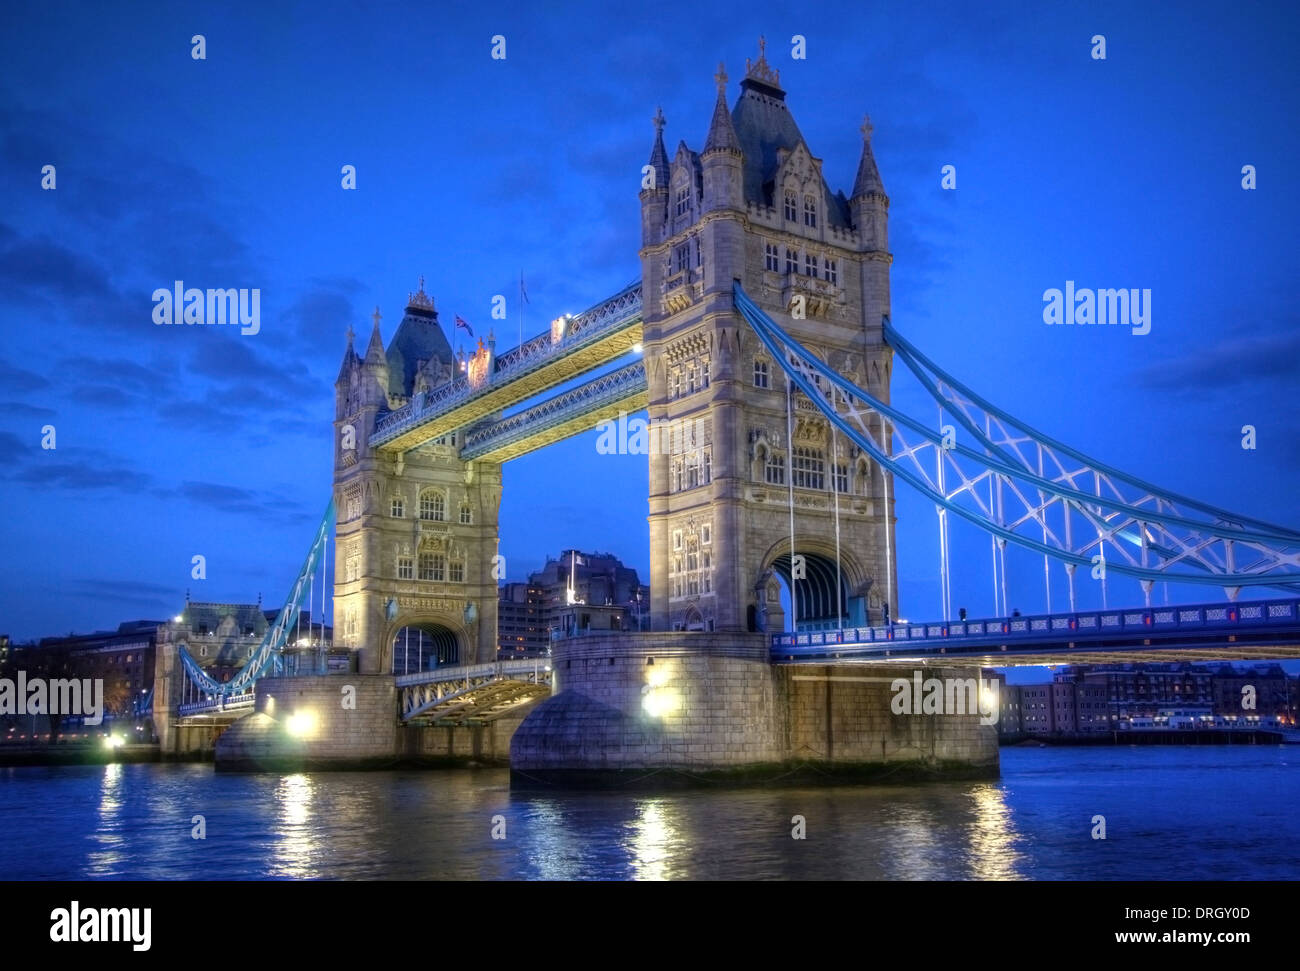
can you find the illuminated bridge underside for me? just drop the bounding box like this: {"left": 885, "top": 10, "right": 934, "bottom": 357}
{"left": 461, "top": 363, "right": 648, "bottom": 463}
{"left": 772, "top": 598, "right": 1300, "bottom": 668}
{"left": 372, "top": 285, "right": 644, "bottom": 453}
{"left": 397, "top": 660, "right": 553, "bottom": 725}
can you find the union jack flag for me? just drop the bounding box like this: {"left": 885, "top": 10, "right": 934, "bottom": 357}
{"left": 455, "top": 315, "right": 473, "bottom": 337}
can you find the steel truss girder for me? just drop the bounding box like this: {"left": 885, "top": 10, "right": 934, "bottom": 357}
{"left": 372, "top": 284, "right": 644, "bottom": 452}
{"left": 733, "top": 284, "right": 1300, "bottom": 589}
{"left": 461, "top": 362, "right": 648, "bottom": 462}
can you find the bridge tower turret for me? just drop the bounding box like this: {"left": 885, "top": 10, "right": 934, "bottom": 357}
{"left": 332, "top": 282, "right": 503, "bottom": 674}
{"left": 639, "top": 41, "right": 898, "bottom": 636}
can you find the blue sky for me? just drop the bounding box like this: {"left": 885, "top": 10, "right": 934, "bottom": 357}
{"left": 1, "top": 0, "right": 1297, "bottom": 645}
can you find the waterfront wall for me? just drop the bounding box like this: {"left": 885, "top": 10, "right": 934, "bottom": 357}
{"left": 510, "top": 633, "right": 999, "bottom": 785}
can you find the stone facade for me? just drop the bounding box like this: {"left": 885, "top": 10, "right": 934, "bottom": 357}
{"left": 638, "top": 49, "right": 897, "bottom": 635}
{"left": 511, "top": 634, "right": 998, "bottom": 786}
{"left": 333, "top": 286, "right": 503, "bottom": 674}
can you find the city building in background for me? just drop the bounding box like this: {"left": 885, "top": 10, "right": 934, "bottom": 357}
{"left": 497, "top": 549, "right": 649, "bottom": 657}
{"left": 999, "top": 662, "right": 1298, "bottom": 739}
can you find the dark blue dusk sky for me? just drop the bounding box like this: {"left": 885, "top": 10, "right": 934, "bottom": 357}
{"left": 1, "top": 0, "right": 1297, "bottom": 644}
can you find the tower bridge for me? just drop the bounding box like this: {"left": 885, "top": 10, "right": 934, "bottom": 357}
{"left": 157, "top": 42, "right": 1300, "bottom": 781}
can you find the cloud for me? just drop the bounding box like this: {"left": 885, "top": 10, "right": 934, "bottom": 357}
{"left": 1137, "top": 328, "right": 1300, "bottom": 393}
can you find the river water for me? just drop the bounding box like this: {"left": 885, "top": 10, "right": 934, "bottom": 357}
{"left": 2, "top": 746, "right": 1296, "bottom": 880}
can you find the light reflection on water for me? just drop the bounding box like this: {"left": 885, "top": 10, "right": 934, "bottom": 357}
{"left": 1, "top": 747, "right": 1298, "bottom": 879}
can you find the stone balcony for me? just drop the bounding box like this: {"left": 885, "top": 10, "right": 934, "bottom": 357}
{"left": 661, "top": 268, "right": 703, "bottom": 315}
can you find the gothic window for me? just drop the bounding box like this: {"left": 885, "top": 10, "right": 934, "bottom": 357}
{"left": 346, "top": 495, "right": 362, "bottom": 521}
{"left": 833, "top": 461, "right": 849, "bottom": 494}
{"left": 793, "top": 446, "right": 825, "bottom": 490}
{"left": 701, "top": 523, "right": 712, "bottom": 545}
{"left": 686, "top": 363, "right": 697, "bottom": 394}
{"left": 701, "top": 448, "right": 711, "bottom": 485}
{"left": 804, "top": 195, "right": 817, "bottom": 227}
{"left": 390, "top": 496, "right": 405, "bottom": 518}
{"left": 702, "top": 549, "right": 712, "bottom": 593}
{"left": 754, "top": 359, "right": 769, "bottom": 388}
{"left": 459, "top": 504, "right": 473, "bottom": 525}
{"left": 805, "top": 252, "right": 817, "bottom": 278}
{"left": 397, "top": 557, "right": 413, "bottom": 580}
{"left": 700, "top": 359, "right": 710, "bottom": 388}
{"left": 418, "top": 552, "right": 445, "bottom": 581}
{"left": 675, "top": 185, "right": 690, "bottom": 217}
{"left": 765, "top": 451, "right": 786, "bottom": 485}
{"left": 695, "top": 237, "right": 703, "bottom": 268}
{"left": 449, "top": 560, "right": 464, "bottom": 583}
{"left": 824, "top": 257, "right": 838, "bottom": 285}
{"left": 672, "top": 530, "right": 683, "bottom": 552}
{"left": 784, "top": 191, "right": 797, "bottom": 221}
{"left": 671, "top": 458, "right": 684, "bottom": 493}
{"left": 686, "top": 453, "right": 699, "bottom": 490}
{"left": 419, "top": 490, "right": 446, "bottom": 522}
{"left": 674, "top": 243, "right": 689, "bottom": 273}
{"left": 765, "top": 242, "right": 779, "bottom": 271}
{"left": 669, "top": 367, "right": 682, "bottom": 399}
{"left": 785, "top": 248, "right": 798, "bottom": 274}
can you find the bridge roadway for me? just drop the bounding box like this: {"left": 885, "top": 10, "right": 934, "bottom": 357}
{"left": 176, "top": 600, "right": 1300, "bottom": 722}
{"left": 771, "top": 597, "right": 1300, "bottom": 667}
{"left": 370, "top": 283, "right": 643, "bottom": 453}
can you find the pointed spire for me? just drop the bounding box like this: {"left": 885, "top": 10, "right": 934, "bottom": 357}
{"left": 365, "top": 305, "right": 386, "bottom": 364}
{"left": 336, "top": 322, "right": 359, "bottom": 382}
{"left": 852, "top": 114, "right": 885, "bottom": 198}
{"left": 646, "top": 106, "right": 669, "bottom": 191}
{"left": 703, "top": 62, "right": 741, "bottom": 154}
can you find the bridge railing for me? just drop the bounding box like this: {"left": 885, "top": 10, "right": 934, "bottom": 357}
{"left": 770, "top": 597, "right": 1300, "bottom": 656}
{"left": 177, "top": 691, "right": 256, "bottom": 716}
{"left": 394, "top": 658, "right": 551, "bottom": 688}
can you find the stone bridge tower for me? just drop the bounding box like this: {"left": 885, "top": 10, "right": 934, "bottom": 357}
{"left": 332, "top": 282, "right": 503, "bottom": 673}
{"left": 638, "top": 43, "right": 897, "bottom": 635}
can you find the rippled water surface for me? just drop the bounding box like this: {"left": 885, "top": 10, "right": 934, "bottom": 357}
{"left": 2, "top": 746, "right": 1297, "bottom": 879}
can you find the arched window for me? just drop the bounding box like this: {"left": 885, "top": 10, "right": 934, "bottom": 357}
{"left": 459, "top": 504, "right": 473, "bottom": 525}
{"left": 784, "top": 191, "right": 797, "bottom": 221}
{"left": 419, "top": 490, "right": 446, "bottom": 522}
{"left": 804, "top": 195, "right": 817, "bottom": 227}
{"left": 418, "top": 552, "right": 445, "bottom": 581}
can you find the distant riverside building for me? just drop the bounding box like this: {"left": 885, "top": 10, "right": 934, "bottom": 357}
{"left": 497, "top": 550, "right": 649, "bottom": 657}
{"left": 1003, "top": 662, "right": 1298, "bottom": 737}
{"left": 29, "top": 620, "right": 163, "bottom": 721}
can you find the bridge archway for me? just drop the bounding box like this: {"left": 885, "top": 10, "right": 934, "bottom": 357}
{"left": 384, "top": 617, "right": 465, "bottom": 675}
{"left": 755, "top": 540, "right": 871, "bottom": 633}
